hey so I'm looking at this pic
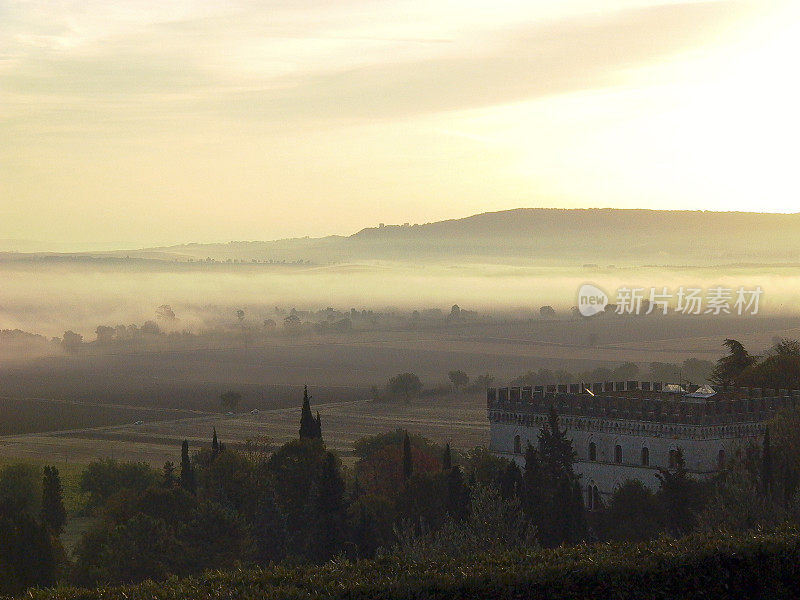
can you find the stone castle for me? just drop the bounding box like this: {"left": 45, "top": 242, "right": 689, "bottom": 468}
{"left": 488, "top": 381, "right": 793, "bottom": 508}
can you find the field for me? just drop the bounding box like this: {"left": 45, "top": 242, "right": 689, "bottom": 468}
{"left": 2, "top": 313, "right": 800, "bottom": 469}
{"left": 0, "top": 393, "right": 489, "bottom": 468}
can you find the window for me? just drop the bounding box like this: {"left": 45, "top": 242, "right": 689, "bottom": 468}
{"left": 718, "top": 448, "right": 726, "bottom": 469}
{"left": 513, "top": 435, "right": 521, "bottom": 454}
{"left": 614, "top": 444, "right": 622, "bottom": 464}
{"left": 641, "top": 447, "right": 649, "bottom": 466}
{"left": 589, "top": 442, "right": 597, "bottom": 461}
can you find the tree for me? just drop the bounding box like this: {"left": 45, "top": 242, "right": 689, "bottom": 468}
{"left": 467, "top": 373, "right": 495, "bottom": 392}
{"left": 40, "top": 466, "right": 66, "bottom": 534}
{"left": 448, "top": 370, "right": 469, "bottom": 392}
{"left": 95, "top": 325, "right": 115, "bottom": 343}
{"left": 539, "top": 306, "right": 556, "bottom": 318}
{"left": 499, "top": 460, "right": 523, "bottom": 500}
{"left": 738, "top": 339, "right": 800, "bottom": 390}
{"left": 211, "top": 428, "right": 220, "bottom": 459}
{"left": 607, "top": 480, "right": 660, "bottom": 542}
{"left": 220, "top": 391, "right": 241, "bottom": 413}
{"left": 611, "top": 362, "right": 639, "bottom": 381}
{"left": 179, "top": 440, "right": 196, "bottom": 494}
{"left": 283, "top": 313, "right": 301, "bottom": 331}
{"left": 79, "top": 460, "right": 158, "bottom": 510}
{"left": 156, "top": 304, "right": 176, "bottom": 321}
{"left": 442, "top": 442, "right": 452, "bottom": 471}
{"left": 682, "top": 358, "right": 714, "bottom": 384}
{"left": 266, "top": 438, "right": 326, "bottom": 554}
{"left": 761, "top": 427, "right": 773, "bottom": 497}
{"left": 530, "top": 408, "right": 587, "bottom": 546}
{"left": 354, "top": 431, "right": 441, "bottom": 497}
{"left": 61, "top": 330, "right": 83, "bottom": 352}
{"left": 309, "top": 451, "right": 346, "bottom": 562}
{"left": 654, "top": 448, "right": 706, "bottom": 536}
{"left": 299, "top": 386, "right": 321, "bottom": 440}
{"left": 445, "top": 466, "right": 469, "bottom": 521}
{"left": 710, "top": 339, "right": 756, "bottom": 386}
{"left": 0, "top": 463, "right": 42, "bottom": 516}
{"left": 162, "top": 462, "right": 176, "bottom": 487}
{"left": 388, "top": 372, "right": 423, "bottom": 403}
{"left": 0, "top": 512, "right": 60, "bottom": 595}
{"left": 347, "top": 494, "right": 396, "bottom": 559}
{"left": 402, "top": 431, "right": 413, "bottom": 481}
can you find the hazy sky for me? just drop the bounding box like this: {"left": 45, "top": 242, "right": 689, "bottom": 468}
{"left": 1, "top": 1, "right": 798, "bottom": 250}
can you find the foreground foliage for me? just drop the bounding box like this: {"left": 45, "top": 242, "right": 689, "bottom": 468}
{"left": 17, "top": 527, "right": 800, "bottom": 600}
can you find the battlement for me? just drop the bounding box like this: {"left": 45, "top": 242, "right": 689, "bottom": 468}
{"left": 487, "top": 383, "right": 799, "bottom": 426}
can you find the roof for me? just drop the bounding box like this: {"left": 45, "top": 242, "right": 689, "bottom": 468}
{"left": 685, "top": 384, "right": 718, "bottom": 399}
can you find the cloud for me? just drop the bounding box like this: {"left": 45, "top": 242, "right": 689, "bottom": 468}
{"left": 1, "top": 1, "right": 752, "bottom": 127}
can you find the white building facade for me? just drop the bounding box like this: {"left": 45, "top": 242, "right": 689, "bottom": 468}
{"left": 488, "top": 383, "right": 795, "bottom": 508}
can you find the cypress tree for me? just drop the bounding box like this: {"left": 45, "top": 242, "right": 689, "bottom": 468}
{"left": 535, "top": 408, "right": 586, "bottom": 546}
{"left": 499, "top": 460, "right": 523, "bottom": 500}
{"left": 521, "top": 443, "right": 544, "bottom": 525}
{"left": 299, "top": 385, "right": 318, "bottom": 439}
{"left": 311, "top": 451, "right": 346, "bottom": 561}
{"left": 40, "top": 466, "right": 66, "bottom": 535}
{"left": 350, "top": 476, "right": 365, "bottom": 502}
{"left": 442, "top": 441, "right": 452, "bottom": 471}
{"left": 315, "top": 411, "right": 323, "bottom": 440}
{"left": 179, "top": 439, "right": 196, "bottom": 494}
{"left": 445, "top": 465, "right": 469, "bottom": 521}
{"left": 211, "top": 428, "right": 220, "bottom": 458}
{"left": 162, "top": 461, "right": 176, "bottom": 487}
{"left": 402, "top": 431, "right": 413, "bottom": 481}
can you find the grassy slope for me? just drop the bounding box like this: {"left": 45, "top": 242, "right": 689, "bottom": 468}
{"left": 19, "top": 527, "right": 800, "bottom": 600}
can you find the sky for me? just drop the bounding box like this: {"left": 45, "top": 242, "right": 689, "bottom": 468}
{"left": 1, "top": 0, "right": 798, "bottom": 250}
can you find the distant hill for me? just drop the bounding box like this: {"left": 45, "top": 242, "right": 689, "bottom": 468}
{"left": 9, "top": 209, "right": 800, "bottom": 265}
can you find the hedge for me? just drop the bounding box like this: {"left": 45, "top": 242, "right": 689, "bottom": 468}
{"left": 16, "top": 527, "right": 800, "bottom": 600}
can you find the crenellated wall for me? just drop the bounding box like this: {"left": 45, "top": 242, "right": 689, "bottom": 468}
{"left": 487, "top": 384, "right": 781, "bottom": 506}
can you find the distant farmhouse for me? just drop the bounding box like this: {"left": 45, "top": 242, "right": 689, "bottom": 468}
{"left": 488, "top": 381, "right": 792, "bottom": 508}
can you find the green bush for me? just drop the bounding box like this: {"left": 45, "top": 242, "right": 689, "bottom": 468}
{"left": 14, "top": 526, "right": 800, "bottom": 600}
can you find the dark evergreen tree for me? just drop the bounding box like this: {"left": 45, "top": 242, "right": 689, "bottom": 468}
{"left": 532, "top": 408, "right": 587, "bottom": 546}
{"left": 211, "top": 428, "right": 220, "bottom": 459}
{"left": 655, "top": 448, "right": 705, "bottom": 536}
{"left": 315, "top": 410, "right": 323, "bottom": 440}
{"left": 442, "top": 441, "right": 452, "bottom": 471}
{"left": 40, "top": 466, "right": 66, "bottom": 535}
{"left": 299, "top": 385, "right": 319, "bottom": 439}
{"left": 761, "top": 427, "right": 773, "bottom": 497}
{"left": 445, "top": 465, "right": 469, "bottom": 521}
{"left": 162, "top": 461, "right": 176, "bottom": 487}
{"left": 499, "top": 459, "right": 523, "bottom": 500}
{"left": 179, "top": 439, "right": 196, "bottom": 494}
{"left": 710, "top": 338, "right": 757, "bottom": 386}
{"left": 402, "top": 431, "right": 413, "bottom": 481}
{"left": 350, "top": 476, "right": 365, "bottom": 503}
{"left": 310, "top": 451, "right": 346, "bottom": 562}
{"left": 521, "top": 443, "right": 544, "bottom": 525}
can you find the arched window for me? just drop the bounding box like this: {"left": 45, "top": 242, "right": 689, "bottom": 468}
{"left": 614, "top": 444, "right": 623, "bottom": 464}
{"left": 641, "top": 447, "right": 649, "bottom": 466}
{"left": 513, "top": 435, "right": 521, "bottom": 454}
{"left": 589, "top": 442, "right": 597, "bottom": 461}
{"left": 718, "top": 448, "right": 726, "bottom": 469}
